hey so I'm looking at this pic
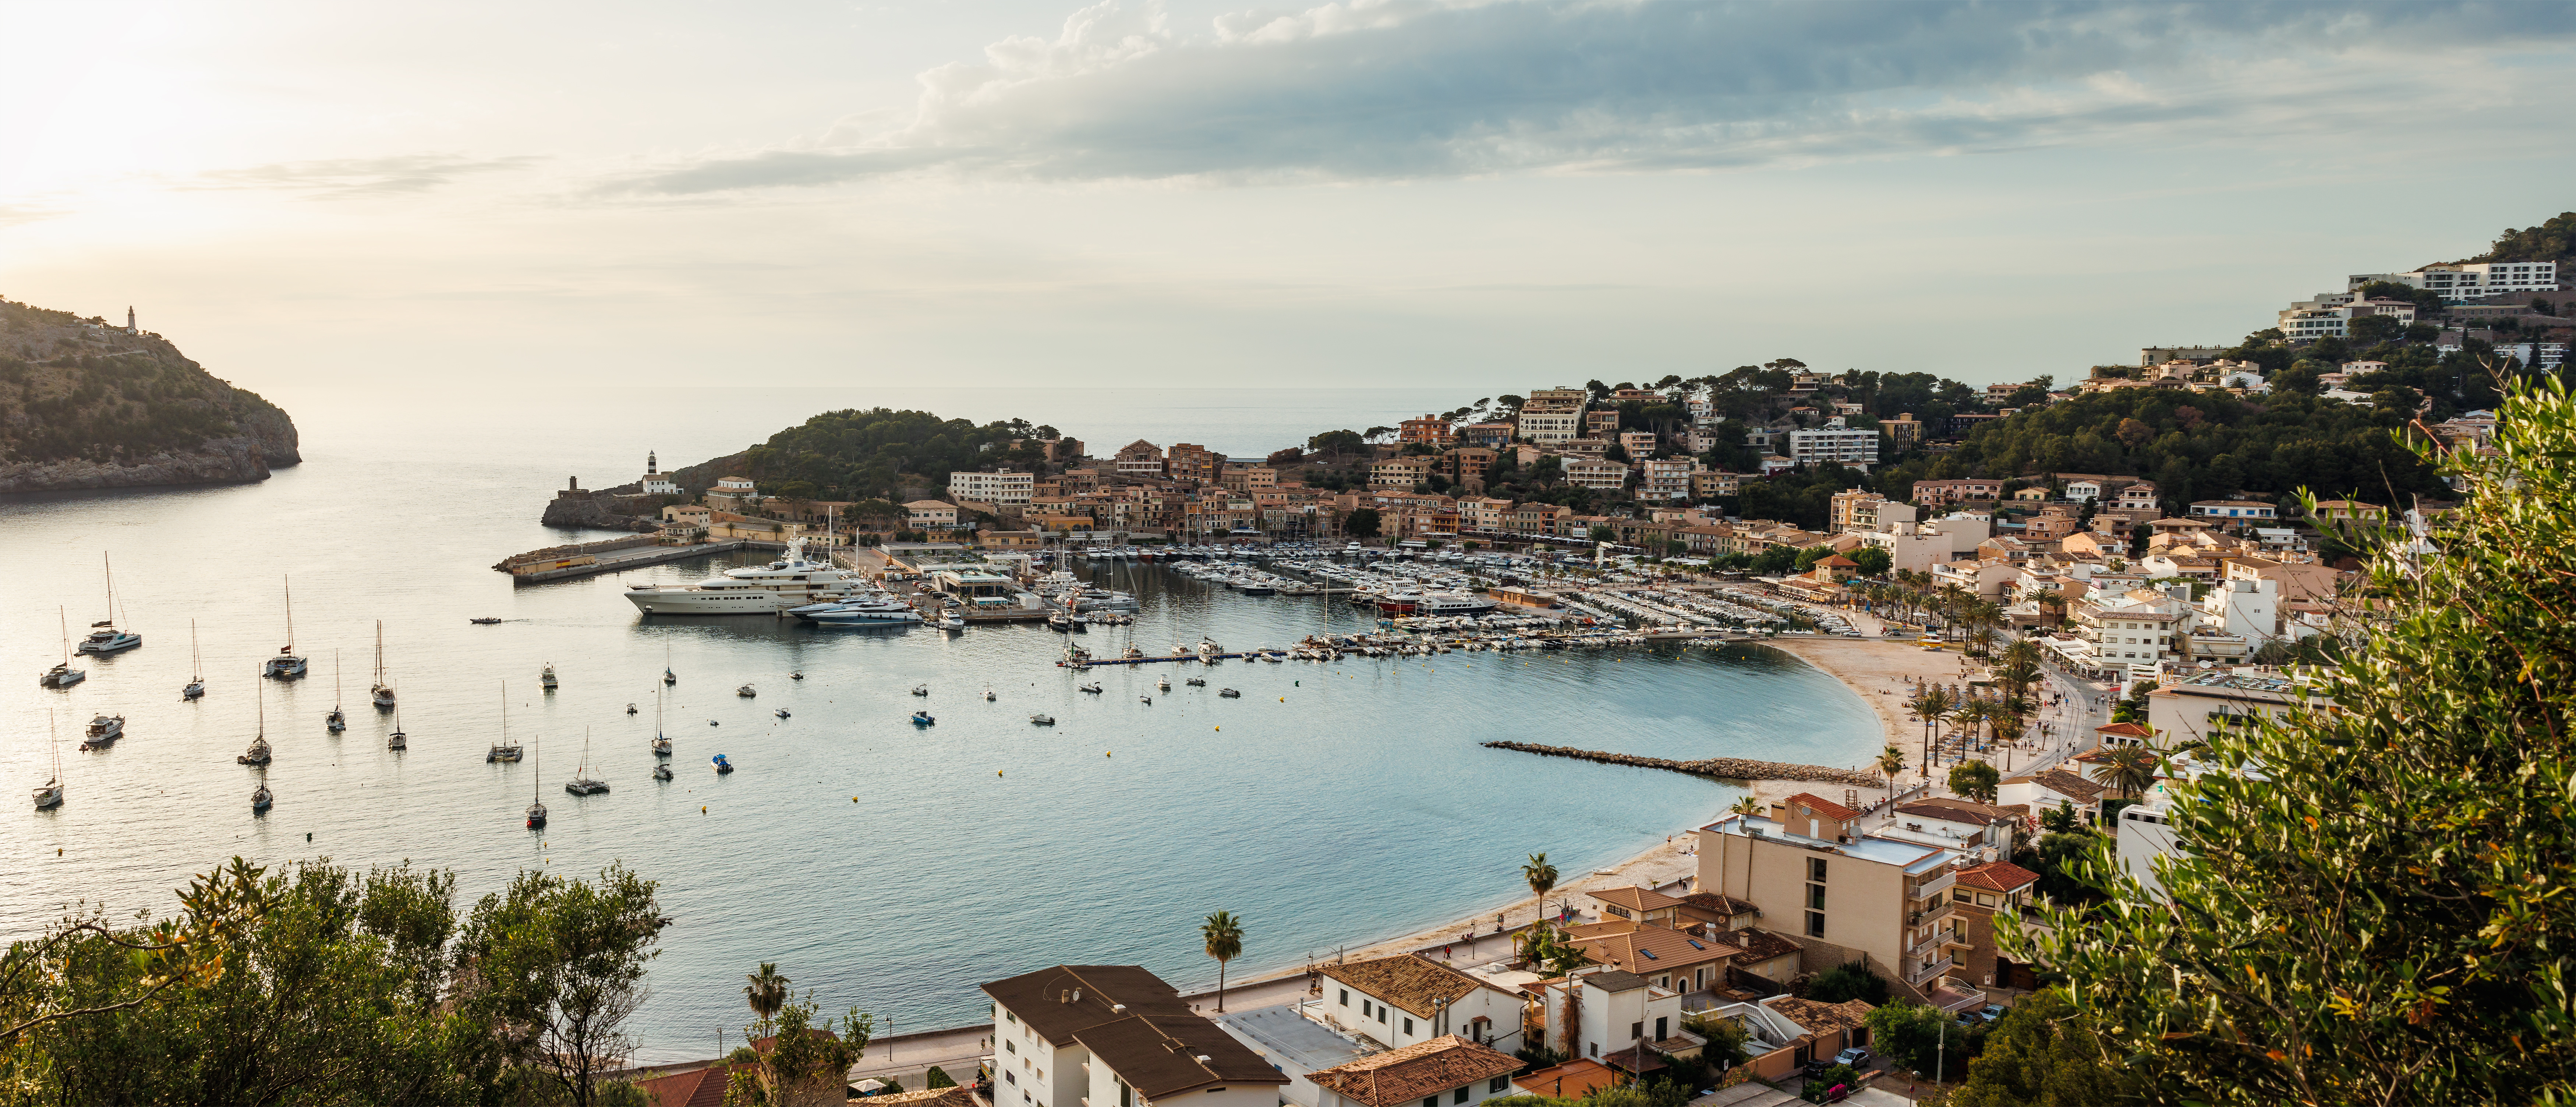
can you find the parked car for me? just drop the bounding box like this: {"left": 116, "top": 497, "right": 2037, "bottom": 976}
{"left": 1833, "top": 1047, "right": 1871, "bottom": 1068}
{"left": 1975, "top": 1003, "right": 2010, "bottom": 1023}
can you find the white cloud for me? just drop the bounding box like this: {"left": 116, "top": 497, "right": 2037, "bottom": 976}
{"left": 187, "top": 154, "right": 546, "bottom": 198}
{"left": 615, "top": 0, "right": 2576, "bottom": 193}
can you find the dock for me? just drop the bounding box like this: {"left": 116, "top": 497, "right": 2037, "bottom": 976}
{"left": 505, "top": 540, "right": 761, "bottom": 585}
{"left": 1056, "top": 652, "right": 1278, "bottom": 666}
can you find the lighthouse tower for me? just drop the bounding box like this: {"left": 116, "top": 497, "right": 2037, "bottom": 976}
{"left": 641, "top": 451, "right": 677, "bottom": 496}
{"left": 126, "top": 307, "right": 137, "bottom": 335}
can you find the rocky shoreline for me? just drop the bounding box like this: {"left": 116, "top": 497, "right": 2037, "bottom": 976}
{"left": 1481, "top": 740, "right": 1883, "bottom": 788}
{"left": 1, "top": 300, "right": 302, "bottom": 495}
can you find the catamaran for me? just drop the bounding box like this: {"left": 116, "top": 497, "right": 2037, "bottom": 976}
{"left": 370, "top": 620, "right": 397, "bottom": 709}
{"left": 33, "top": 711, "right": 64, "bottom": 810}
{"left": 264, "top": 577, "right": 308, "bottom": 679}
{"left": 184, "top": 621, "right": 205, "bottom": 700}
{"left": 77, "top": 552, "right": 141, "bottom": 655}
{"left": 42, "top": 608, "right": 85, "bottom": 689}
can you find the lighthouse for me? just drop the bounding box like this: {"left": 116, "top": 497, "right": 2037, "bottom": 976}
{"left": 641, "top": 451, "right": 678, "bottom": 496}
{"left": 126, "top": 307, "right": 137, "bottom": 335}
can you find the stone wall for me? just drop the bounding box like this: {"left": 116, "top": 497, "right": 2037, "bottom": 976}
{"left": 1480, "top": 741, "right": 1882, "bottom": 788}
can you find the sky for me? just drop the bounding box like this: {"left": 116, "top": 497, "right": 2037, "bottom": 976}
{"left": 2, "top": 0, "right": 2572, "bottom": 395}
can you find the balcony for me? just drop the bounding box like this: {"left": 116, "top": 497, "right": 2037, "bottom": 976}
{"left": 1910, "top": 871, "right": 1956, "bottom": 901}
{"left": 1907, "top": 900, "right": 1956, "bottom": 928}
{"left": 1907, "top": 928, "right": 1955, "bottom": 959}
{"left": 1906, "top": 955, "right": 1956, "bottom": 986}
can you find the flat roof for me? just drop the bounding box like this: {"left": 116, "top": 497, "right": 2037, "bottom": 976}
{"left": 1213, "top": 1006, "right": 1367, "bottom": 1078}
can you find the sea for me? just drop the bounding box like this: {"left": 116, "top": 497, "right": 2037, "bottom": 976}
{"left": 0, "top": 386, "right": 1880, "bottom": 1062}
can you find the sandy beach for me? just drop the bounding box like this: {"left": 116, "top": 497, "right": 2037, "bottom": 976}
{"left": 1241, "top": 635, "right": 1961, "bottom": 983}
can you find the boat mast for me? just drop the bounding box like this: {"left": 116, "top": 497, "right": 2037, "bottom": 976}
{"left": 282, "top": 576, "right": 296, "bottom": 653}
{"left": 334, "top": 650, "right": 342, "bottom": 709}
{"left": 192, "top": 620, "right": 202, "bottom": 681}
{"left": 375, "top": 621, "right": 384, "bottom": 686}
{"left": 59, "top": 607, "right": 69, "bottom": 665}
{"left": 101, "top": 552, "right": 114, "bottom": 627}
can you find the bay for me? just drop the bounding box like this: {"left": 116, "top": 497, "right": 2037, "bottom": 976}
{"left": 0, "top": 386, "right": 1879, "bottom": 1061}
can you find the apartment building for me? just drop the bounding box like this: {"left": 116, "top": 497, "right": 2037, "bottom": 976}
{"left": 1697, "top": 793, "right": 1969, "bottom": 993}
{"left": 1370, "top": 457, "right": 1436, "bottom": 489}
{"left": 1523, "top": 388, "right": 1587, "bottom": 413}
{"left": 1944, "top": 861, "right": 2040, "bottom": 988}
{"left": 2278, "top": 296, "right": 2417, "bottom": 339}
{"left": 2145, "top": 668, "right": 2336, "bottom": 747}
{"left": 2053, "top": 585, "right": 2194, "bottom": 680}
{"left": 1399, "top": 415, "right": 1453, "bottom": 445}
{"left": 1114, "top": 441, "right": 1167, "bottom": 479}
{"left": 1563, "top": 459, "right": 1629, "bottom": 491}
{"left": 1458, "top": 497, "right": 1511, "bottom": 533}
{"left": 1617, "top": 431, "right": 1657, "bottom": 458}
{"left": 1585, "top": 410, "right": 1622, "bottom": 438}
{"left": 1314, "top": 954, "right": 1525, "bottom": 1051}
{"left": 1786, "top": 428, "right": 1879, "bottom": 467}
{"left": 1911, "top": 479, "right": 2003, "bottom": 506}
{"left": 2189, "top": 500, "right": 2276, "bottom": 525}
{"left": 1517, "top": 410, "right": 1582, "bottom": 445}
{"left": 1507, "top": 502, "right": 1572, "bottom": 536}
{"left": 1690, "top": 469, "right": 1741, "bottom": 498}
{"left": 1165, "top": 444, "right": 1222, "bottom": 485}
{"left": 2347, "top": 261, "right": 2561, "bottom": 303}
{"left": 1880, "top": 414, "right": 1923, "bottom": 453}
{"left": 1459, "top": 421, "right": 1515, "bottom": 448}
{"left": 905, "top": 500, "right": 960, "bottom": 530}
{"left": 1828, "top": 491, "right": 1917, "bottom": 534}
{"left": 1637, "top": 458, "right": 1693, "bottom": 501}
{"left": 983, "top": 965, "right": 1289, "bottom": 1107}
{"left": 949, "top": 470, "right": 1035, "bottom": 507}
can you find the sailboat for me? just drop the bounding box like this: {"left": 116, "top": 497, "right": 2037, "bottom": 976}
{"left": 525, "top": 732, "right": 548, "bottom": 828}
{"left": 41, "top": 608, "right": 85, "bottom": 689}
{"left": 263, "top": 577, "right": 307, "bottom": 679}
{"left": 489, "top": 683, "right": 523, "bottom": 762}
{"left": 387, "top": 703, "right": 407, "bottom": 751}
{"left": 251, "top": 770, "right": 273, "bottom": 813}
{"left": 326, "top": 651, "right": 346, "bottom": 732}
{"left": 651, "top": 689, "right": 670, "bottom": 757}
{"left": 77, "top": 552, "right": 142, "bottom": 654}
{"left": 33, "top": 712, "right": 64, "bottom": 810}
{"left": 239, "top": 675, "right": 272, "bottom": 765}
{"left": 370, "top": 620, "right": 397, "bottom": 709}
{"left": 184, "top": 621, "right": 205, "bottom": 700}
{"left": 663, "top": 646, "right": 675, "bottom": 686}
{"left": 563, "top": 728, "right": 607, "bottom": 795}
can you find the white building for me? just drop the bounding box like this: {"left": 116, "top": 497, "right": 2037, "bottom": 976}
{"left": 907, "top": 500, "right": 961, "bottom": 530}
{"left": 2188, "top": 500, "right": 2276, "bottom": 524}
{"left": 2347, "top": 261, "right": 2561, "bottom": 304}
{"left": 983, "top": 965, "right": 1289, "bottom": 1107}
{"left": 1517, "top": 410, "right": 1582, "bottom": 445}
{"left": 1785, "top": 427, "right": 1879, "bottom": 468}
{"left": 1638, "top": 457, "right": 1694, "bottom": 501}
{"left": 950, "top": 469, "right": 1035, "bottom": 507}
{"left": 1314, "top": 954, "right": 1526, "bottom": 1052}
{"left": 639, "top": 452, "right": 678, "bottom": 496}
{"left": 1562, "top": 459, "right": 1628, "bottom": 491}
{"left": 2278, "top": 297, "right": 2416, "bottom": 339}
{"left": 1529, "top": 968, "right": 1688, "bottom": 1066}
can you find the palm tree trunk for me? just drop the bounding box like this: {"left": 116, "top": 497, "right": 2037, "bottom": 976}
{"left": 1217, "top": 959, "right": 1227, "bottom": 1012}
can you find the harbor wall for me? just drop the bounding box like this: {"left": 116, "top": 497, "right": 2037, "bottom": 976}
{"left": 1480, "top": 741, "right": 1881, "bottom": 788}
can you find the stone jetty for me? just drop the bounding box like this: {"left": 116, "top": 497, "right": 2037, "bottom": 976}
{"left": 1482, "top": 741, "right": 1882, "bottom": 788}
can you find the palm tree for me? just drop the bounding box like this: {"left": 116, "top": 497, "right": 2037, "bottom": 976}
{"left": 1201, "top": 911, "right": 1245, "bottom": 1012}
{"left": 1874, "top": 745, "right": 1906, "bottom": 784}
{"left": 1523, "top": 852, "right": 1560, "bottom": 921}
{"left": 1909, "top": 686, "right": 1954, "bottom": 775}
{"left": 744, "top": 962, "right": 789, "bottom": 1024}
{"left": 2090, "top": 746, "right": 2162, "bottom": 800}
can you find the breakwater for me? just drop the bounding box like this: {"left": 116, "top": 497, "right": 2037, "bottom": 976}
{"left": 1481, "top": 741, "right": 1882, "bottom": 787}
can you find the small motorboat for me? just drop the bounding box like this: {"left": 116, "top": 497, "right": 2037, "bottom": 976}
{"left": 1139, "top": 696, "right": 1153, "bottom": 705}
{"left": 910, "top": 711, "right": 935, "bottom": 726}
{"left": 1219, "top": 688, "right": 1242, "bottom": 698}
{"left": 935, "top": 612, "right": 965, "bottom": 631}
{"left": 790, "top": 671, "right": 804, "bottom": 680}
{"left": 774, "top": 708, "right": 790, "bottom": 719}
{"left": 707, "top": 719, "right": 720, "bottom": 726}
{"left": 1078, "top": 683, "right": 1103, "bottom": 694}
{"left": 1157, "top": 676, "right": 1170, "bottom": 692}
{"left": 1185, "top": 678, "right": 1207, "bottom": 687}
{"left": 469, "top": 618, "right": 503, "bottom": 625}
{"left": 910, "top": 683, "right": 930, "bottom": 697}
{"left": 711, "top": 754, "right": 734, "bottom": 774}
{"left": 1029, "top": 714, "right": 1056, "bottom": 726}
{"left": 653, "top": 763, "right": 673, "bottom": 781}
{"left": 1047, "top": 613, "right": 1072, "bottom": 632}
{"left": 626, "top": 703, "right": 638, "bottom": 715}
{"left": 541, "top": 664, "right": 558, "bottom": 691}
{"left": 983, "top": 685, "right": 997, "bottom": 701}
{"left": 736, "top": 684, "right": 756, "bottom": 698}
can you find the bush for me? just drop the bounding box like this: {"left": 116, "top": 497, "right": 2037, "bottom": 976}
{"left": 1800, "top": 1065, "right": 1861, "bottom": 1103}
{"left": 1801, "top": 960, "right": 1889, "bottom": 1005}
{"left": 1864, "top": 1001, "right": 1980, "bottom": 1080}
{"left": 926, "top": 1066, "right": 957, "bottom": 1089}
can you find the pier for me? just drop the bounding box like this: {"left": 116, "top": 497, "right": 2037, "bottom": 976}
{"left": 1056, "top": 652, "right": 1276, "bottom": 666}
{"left": 1481, "top": 740, "right": 1883, "bottom": 788}
{"left": 499, "top": 540, "right": 765, "bottom": 585}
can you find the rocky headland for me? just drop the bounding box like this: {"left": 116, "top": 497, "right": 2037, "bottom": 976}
{"left": 0, "top": 299, "right": 300, "bottom": 494}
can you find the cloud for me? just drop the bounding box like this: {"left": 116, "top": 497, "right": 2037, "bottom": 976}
{"left": 615, "top": 0, "right": 2576, "bottom": 193}
{"left": 0, "top": 203, "right": 66, "bottom": 228}
{"left": 189, "top": 154, "right": 545, "bottom": 198}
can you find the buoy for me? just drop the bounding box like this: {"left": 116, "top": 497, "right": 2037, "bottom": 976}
{"left": 1214, "top": 726, "right": 1220, "bottom": 731}
{"left": 1280, "top": 697, "right": 1285, "bottom": 702}
{"left": 853, "top": 796, "right": 859, "bottom": 802}
{"left": 701, "top": 806, "right": 707, "bottom": 814}
{"left": 1105, "top": 751, "right": 1112, "bottom": 757}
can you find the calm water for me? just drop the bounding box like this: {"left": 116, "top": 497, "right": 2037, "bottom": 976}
{"left": 0, "top": 386, "right": 1878, "bottom": 1061}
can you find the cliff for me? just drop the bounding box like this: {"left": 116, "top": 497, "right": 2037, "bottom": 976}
{"left": 0, "top": 298, "right": 301, "bottom": 494}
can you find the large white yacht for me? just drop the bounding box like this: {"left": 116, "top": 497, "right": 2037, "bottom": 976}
{"left": 788, "top": 594, "right": 924, "bottom": 625}
{"left": 623, "top": 541, "right": 864, "bottom": 615}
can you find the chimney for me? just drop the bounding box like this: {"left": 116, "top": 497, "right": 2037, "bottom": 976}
{"left": 1111, "top": 1003, "right": 1127, "bottom": 1014}
{"left": 1059, "top": 990, "right": 1070, "bottom": 1004}
{"left": 1072, "top": 988, "right": 1082, "bottom": 1003}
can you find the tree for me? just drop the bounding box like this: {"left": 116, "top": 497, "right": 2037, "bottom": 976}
{"left": 734, "top": 994, "right": 868, "bottom": 1107}
{"left": 1848, "top": 546, "right": 1892, "bottom": 577}
{"left": 1588, "top": 524, "right": 1617, "bottom": 543}
{"left": 1802, "top": 960, "right": 1889, "bottom": 1005}
{"left": 745, "top": 962, "right": 789, "bottom": 1023}
{"left": 2084, "top": 746, "right": 2159, "bottom": 799}
{"left": 1875, "top": 745, "right": 1907, "bottom": 784}
{"left": 1864, "top": 1000, "right": 1980, "bottom": 1083}
{"left": 1523, "top": 852, "right": 1559, "bottom": 913}
{"left": 926, "top": 1066, "right": 958, "bottom": 1089}
{"left": 456, "top": 862, "right": 666, "bottom": 1107}
{"left": 1344, "top": 508, "right": 1380, "bottom": 539}
{"left": 2020, "top": 381, "right": 2576, "bottom": 1103}
{"left": 1309, "top": 429, "right": 1365, "bottom": 465}
{"left": 1952, "top": 990, "right": 2133, "bottom": 1106}
{"left": 1949, "top": 760, "right": 2001, "bottom": 804}
{"left": 1201, "top": 911, "right": 1243, "bottom": 1013}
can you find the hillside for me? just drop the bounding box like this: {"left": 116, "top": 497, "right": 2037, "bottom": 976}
{"left": 0, "top": 299, "right": 300, "bottom": 493}
{"left": 681, "top": 407, "right": 1044, "bottom": 503}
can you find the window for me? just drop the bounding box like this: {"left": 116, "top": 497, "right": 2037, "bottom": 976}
{"left": 1809, "top": 859, "right": 1828, "bottom": 882}
{"left": 1339, "top": 989, "right": 1349, "bottom": 1007}
{"left": 1403, "top": 1018, "right": 1415, "bottom": 1035}
{"left": 1425, "top": 1098, "right": 1439, "bottom": 1107}
{"left": 1362, "top": 1000, "right": 1372, "bottom": 1018}
{"left": 1121, "top": 1082, "right": 1132, "bottom": 1107}
{"left": 1006, "top": 1072, "right": 1017, "bottom": 1085}
{"left": 1630, "top": 1022, "right": 1643, "bottom": 1040}
{"left": 1379, "top": 1006, "right": 1389, "bottom": 1025}
{"left": 1655, "top": 1017, "right": 1668, "bottom": 1041}
{"left": 1490, "top": 1079, "right": 1509, "bottom": 1094}
{"left": 1807, "top": 885, "right": 1826, "bottom": 910}
{"left": 1006, "top": 1041, "right": 1016, "bottom": 1054}
{"left": 1589, "top": 1043, "right": 1599, "bottom": 1057}
{"left": 1806, "top": 911, "right": 1826, "bottom": 938}
{"left": 1455, "top": 1089, "right": 1471, "bottom": 1105}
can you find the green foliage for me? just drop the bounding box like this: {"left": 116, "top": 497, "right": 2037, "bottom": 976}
{"left": 1800, "top": 1065, "right": 1862, "bottom": 1103}
{"left": 1864, "top": 1001, "right": 1980, "bottom": 1080}
{"left": 1801, "top": 960, "right": 1888, "bottom": 1005}
{"left": 926, "top": 1065, "right": 958, "bottom": 1089}
{"left": 0, "top": 298, "right": 289, "bottom": 464}
{"left": 1847, "top": 546, "right": 1893, "bottom": 576}
{"left": 456, "top": 862, "right": 666, "bottom": 1107}
{"left": 2456, "top": 211, "right": 2576, "bottom": 266}
{"left": 2019, "top": 379, "right": 2576, "bottom": 1102}
{"left": 736, "top": 407, "right": 1027, "bottom": 502}
{"left": 1941, "top": 389, "right": 2444, "bottom": 510}
{"left": 1949, "top": 759, "right": 2001, "bottom": 804}
{"left": 1685, "top": 1012, "right": 1752, "bottom": 1072}
{"left": 1952, "top": 991, "right": 2132, "bottom": 1106}
{"left": 1344, "top": 507, "right": 1381, "bottom": 538}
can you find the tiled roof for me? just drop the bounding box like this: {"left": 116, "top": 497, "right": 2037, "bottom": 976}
{"left": 1677, "top": 892, "right": 1760, "bottom": 918}
{"left": 633, "top": 1066, "right": 739, "bottom": 1107}
{"left": 1766, "top": 997, "right": 1875, "bottom": 1039}
{"left": 1571, "top": 923, "right": 1740, "bottom": 974}
{"left": 1780, "top": 792, "right": 1861, "bottom": 822}
{"left": 1306, "top": 1036, "right": 1522, "bottom": 1107}
{"left": 1893, "top": 798, "right": 2019, "bottom": 825}
{"left": 870, "top": 1090, "right": 980, "bottom": 1107}
{"left": 1072, "top": 1014, "right": 1290, "bottom": 1097}
{"left": 981, "top": 964, "right": 1192, "bottom": 1047}
{"left": 1316, "top": 954, "right": 1490, "bottom": 1019}
{"left": 1954, "top": 861, "right": 2041, "bottom": 894}
{"left": 1589, "top": 886, "right": 1684, "bottom": 913}
{"left": 2094, "top": 722, "right": 2154, "bottom": 739}
{"left": 2028, "top": 768, "right": 2106, "bottom": 802}
{"left": 1725, "top": 928, "right": 1803, "bottom": 965}
{"left": 1514, "top": 1060, "right": 1619, "bottom": 1100}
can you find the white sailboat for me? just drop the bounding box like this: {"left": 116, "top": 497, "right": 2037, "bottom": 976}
{"left": 526, "top": 732, "right": 548, "bottom": 828}
{"left": 263, "top": 577, "right": 307, "bottom": 679}
{"left": 370, "top": 620, "right": 397, "bottom": 709}
{"left": 33, "top": 711, "right": 64, "bottom": 810}
{"left": 183, "top": 620, "right": 205, "bottom": 700}
{"left": 388, "top": 702, "right": 407, "bottom": 751}
{"left": 564, "top": 728, "right": 606, "bottom": 795}
{"left": 77, "top": 552, "right": 142, "bottom": 655}
{"left": 251, "top": 770, "right": 273, "bottom": 813}
{"left": 489, "top": 683, "right": 523, "bottom": 762}
{"left": 663, "top": 645, "right": 675, "bottom": 686}
{"left": 326, "top": 651, "right": 347, "bottom": 732}
{"left": 240, "top": 675, "right": 271, "bottom": 765}
{"left": 651, "top": 689, "right": 670, "bottom": 757}
{"left": 41, "top": 608, "right": 85, "bottom": 689}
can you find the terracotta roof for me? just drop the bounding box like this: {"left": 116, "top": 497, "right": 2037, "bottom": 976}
{"left": 2094, "top": 722, "right": 2154, "bottom": 739}
{"left": 1892, "top": 798, "right": 2020, "bottom": 825}
{"left": 870, "top": 1090, "right": 980, "bottom": 1107}
{"left": 1779, "top": 792, "right": 1861, "bottom": 822}
{"left": 1677, "top": 892, "right": 1760, "bottom": 918}
{"left": 1766, "top": 997, "right": 1875, "bottom": 1039}
{"left": 1571, "top": 923, "right": 1740, "bottom": 974}
{"left": 1600, "top": 1044, "right": 1669, "bottom": 1075}
{"left": 2027, "top": 768, "right": 2106, "bottom": 802}
{"left": 1589, "top": 886, "right": 1684, "bottom": 913}
{"left": 1316, "top": 954, "right": 1494, "bottom": 1020}
{"left": 1954, "top": 861, "right": 2041, "bottom": 894}
{"left": 634, "top": 1066, "right": 739, "bottom": 1107}
{"left": 1306, "top": 1036, "right": 1521, "bottom": 1107}
{"left": 1514, "top": 1059, "right": 1619, "bottom": 1100}
{"left": 1725, "top": 928, "right": 1804, "bottom": 966}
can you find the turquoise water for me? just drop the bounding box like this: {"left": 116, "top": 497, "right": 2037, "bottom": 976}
{"left": 0, "top": 387, "right": 1879, "bottom": 1060}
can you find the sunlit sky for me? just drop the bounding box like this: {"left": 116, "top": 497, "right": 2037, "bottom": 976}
{"left": 4, "top": 0, "right": 2572, "bottom": 393}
